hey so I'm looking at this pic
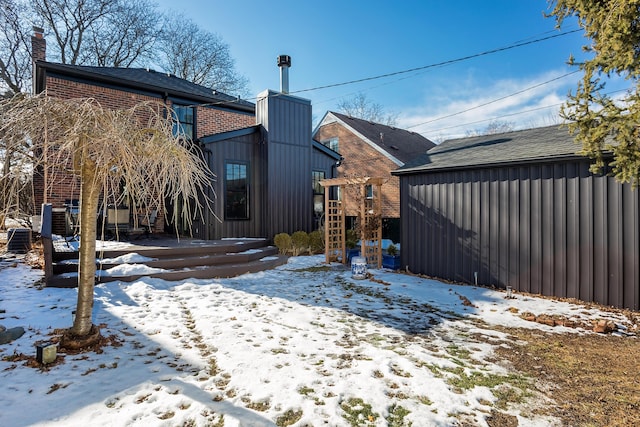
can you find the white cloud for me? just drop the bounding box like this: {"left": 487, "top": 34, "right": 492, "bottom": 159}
{"left": 398, "top": 69, "right": 577, "bottom": 141}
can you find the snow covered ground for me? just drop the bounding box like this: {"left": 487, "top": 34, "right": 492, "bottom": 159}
{"left": 0, "top": 252, "right": 635, "bottom": 427}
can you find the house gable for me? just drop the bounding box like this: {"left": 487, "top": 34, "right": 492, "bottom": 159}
{"left": 313, "top": 111, "right": 435, "bottom": 222}
{"left": 313, "top": 111, "right": 435, "bottom": 166}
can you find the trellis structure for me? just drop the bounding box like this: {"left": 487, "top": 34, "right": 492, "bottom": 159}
{"left": 319, "top": 176, "right": 384, "bottom": 268}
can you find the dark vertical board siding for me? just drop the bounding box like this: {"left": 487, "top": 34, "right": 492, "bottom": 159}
{"left": 400, "top": 159, "right": 639, "bottom": 309}
{"left": 489, "top": 170, "right": 499, "bottom": 285}
{"left": 498, "top": 169, "right": 509, "bottom": 286}
{"left": 592, "top": 176, "right": 607, "bottom": 304}
{"left": 529, "top": 166, "right": 541, "bottom": 294}
{"left": 622, "top": 187, "right": 639, "bottom": 310}
{"left": 579, "top": 167, "right": 593, "bottom": 302}
{"left": 508, "top": 168, "right": 519, "bottom": 289}
{"left": 471, "top": 172, "right": 481, "bottom": 283}
{"left": 261, "top": 93, "right": 313, "bottom": 237}
{"left": 451, "top": 174, "right": 460, "bottom": 280}
{"left": 565, "top": 163, "right": 579, "bottom": 298}
{"left": 203, "top": 133, "right": 262, "bottom": 239}
{"left": 540, "top": 165, "right": 553, "bottom": 295}
{"left": 431, "top": 178, "right": 440, "bottom": 274}
{"left": 480, "top": 173, "right": 490, "bottom": 283}
{"left": 553, "top": 163, "right": 567, "bottom": 298}
{"left": 518, "top": 167, "right": 531, "bottom": 292}
{"left": 463, "top": 179, "right": 472, "bottom": 282}
{"left": 608, "top": 178, "right": 622, "bottom": 307}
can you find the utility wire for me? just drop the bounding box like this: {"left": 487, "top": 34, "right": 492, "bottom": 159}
{"left": 406, "top": 70, "right": 581, "bottom": 130}
{"left": 288, "top": 29, "right": 582, "bottom": 95}
{"left": 420, "top": 88, "right": 628, "bottom": 136}
{"left": 189, "top": 29, "right": 581, "bottom": 109}
{"left": 422, "top": 103, "right": 564, "bottom": 135}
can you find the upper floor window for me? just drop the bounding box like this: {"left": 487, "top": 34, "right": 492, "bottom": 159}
{"left": 324, "top": 137, "right": 339, "bottom": 153}
{"left": 172, "top": 105, "right": 195, "bottom": 141}
{"left": 365, "top": 184, "right": 373, "bottom": 199}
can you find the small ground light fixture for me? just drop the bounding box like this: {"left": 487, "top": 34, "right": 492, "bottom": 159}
{"left": 36, "top": 342, "right": 57, "bottom": 364}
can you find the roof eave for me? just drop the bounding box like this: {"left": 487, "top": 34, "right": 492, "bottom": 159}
{"left": 393, "top": 153, "right": 589, "bottom": 176}
{"left": 36, "top": 61, "right": 255, "bottom": 113}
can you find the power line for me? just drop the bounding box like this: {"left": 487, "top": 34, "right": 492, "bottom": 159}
{"left": 422, "top": 103, "right": 563, "bottom": 135}
{"left": 420, "top": 88, "right": 628, "bottom": 136}
{"left": 289, "top": 29, "right": 581, "bottom": 95}
{"left": 406, "top": 70, "right": 581, "bottom": 130}
{"left": 190, "top": 28, "right": 581, "bottom": 109}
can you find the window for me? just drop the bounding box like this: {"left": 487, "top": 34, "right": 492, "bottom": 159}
{"left": 225, "top": 162, "right": 249, "bottom": 220}
{"left": 324, "top": 137, "right": 339, "bottom": 153}
{"left": 172, "top": 105, "right": 195, "bottom": 141}
{"left": 365, "top": 184, "right": 373, "bottom": 199}
{"left": 312, "top": 171, "right": 325, "bottom": 217}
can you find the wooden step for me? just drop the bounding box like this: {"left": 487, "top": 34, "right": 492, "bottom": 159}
{"left": 52, "top": 238, "right": 271, "bottom": 261}
{"left": 46, "top": 253, "right": 288, "bottom": 288}
{"left": 53, "top": 246, "right": 279, "bottom": 274}
{"left": 46, "top": 238, "right": 289, "bottom": 288}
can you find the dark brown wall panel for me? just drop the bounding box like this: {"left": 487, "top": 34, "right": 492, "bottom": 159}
{"left": 399, "top": 159, "right": 640, "bottom": 310}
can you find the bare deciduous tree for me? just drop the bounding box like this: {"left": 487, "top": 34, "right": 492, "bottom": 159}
{"left": 0, "top": 0, "right": 32, "bottom": 96}
{"left": 0, "top": 94, "right": 214, "bottom": 345}
{"left": 33, "top": 0, "right": 115, "bottom": 65}
{"left": 85, "top": 0, "right": 161, "bottom": 67}
{"left": 337, "top": 92, "right": 398, "bottom": 126}
{"left": 157, "top": 14, "right": 249, "bottom": 97}
{"left": 1, "top": 1, "right": 249, "bottom": 96}
{"left": 465, "top": 120, "right": 515, "bottom": 137}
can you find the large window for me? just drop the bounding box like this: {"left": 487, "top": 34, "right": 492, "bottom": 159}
{"left": 172, "top": 104, "right": 195, "bottom": 141}
{"left": 225, "top": 162, "right": 249, "bottom": 220}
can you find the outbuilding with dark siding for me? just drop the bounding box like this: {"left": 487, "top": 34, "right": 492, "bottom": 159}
{"left": 393, "top": 125, "right": 640, "bottom": 310}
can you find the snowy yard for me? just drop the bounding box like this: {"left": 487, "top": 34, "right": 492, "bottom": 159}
{"left": 0, "top": 254, "right": 636, "bottom": 426}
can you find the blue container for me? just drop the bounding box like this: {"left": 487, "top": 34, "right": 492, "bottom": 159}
{"left": 382, "top": 254, "right": 400, "bottom": 270}
{"left": 347, "top": 248, "right": 360, "bottom": 263}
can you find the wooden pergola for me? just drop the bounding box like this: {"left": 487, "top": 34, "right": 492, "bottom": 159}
{"left": 319, "top": 176, "right": 384, "bottom": 268}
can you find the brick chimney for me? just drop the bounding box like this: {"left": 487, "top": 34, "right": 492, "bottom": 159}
{"left": 31, "top": 26, "right": 46, "bottom": 62}
{"left": 31, "top": 26, "right": 45, "bottom": 94}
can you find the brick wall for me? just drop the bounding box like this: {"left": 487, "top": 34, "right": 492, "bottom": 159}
{"left": 195, "top": 105, "right": 254, "bottom": 136}
{"left": 315, "top": 122, "right": 401, "bottom": 218}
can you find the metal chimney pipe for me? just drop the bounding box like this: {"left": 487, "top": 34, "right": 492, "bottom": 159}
{"left": 277, "top": 55, "right": 291, "bottom": 94}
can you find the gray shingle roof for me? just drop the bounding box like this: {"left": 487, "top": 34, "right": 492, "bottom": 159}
{"left": 328, "top": 111, "right": 436, "bottom": 164}
{"left": 36, "top": 61, "right": 255, "bottom": 112}
{"left": 395, "top": 125, "right": 582, "bottom": 174}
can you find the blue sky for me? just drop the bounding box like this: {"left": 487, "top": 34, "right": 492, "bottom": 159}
{"left": 155, "top": 0, "right": 621, "bottom": 140}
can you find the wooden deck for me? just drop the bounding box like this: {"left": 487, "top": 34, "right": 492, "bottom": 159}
{"left": 47, "top": 236, "right": 288, "bottom": 288}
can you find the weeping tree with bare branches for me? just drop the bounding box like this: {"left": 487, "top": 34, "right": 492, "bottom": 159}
{"left": 0, "top": 93, "right": 213, "bottom": 346}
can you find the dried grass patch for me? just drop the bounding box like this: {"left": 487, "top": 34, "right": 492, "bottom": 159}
{"left": 493, "top": 327, "right": 640, "bottom": 427}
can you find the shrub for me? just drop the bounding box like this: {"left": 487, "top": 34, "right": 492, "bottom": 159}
{"left": 345, "top": 229, "right": 358, "bottom": 249}
{"left": 291, "top": 231, "right": 310, "bottom": 256}
{"left": 274, "top": 233, "right": 292, "bottom": 255}
{"left": 387, "top": 244, "right": 398, "bottom": 256}
{"left": 308, "top": 230, "right": 324, "bottom": 254}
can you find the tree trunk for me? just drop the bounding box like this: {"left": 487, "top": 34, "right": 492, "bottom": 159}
{"left": 71, "top": 157, "right": 100, "bottom": 337}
